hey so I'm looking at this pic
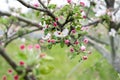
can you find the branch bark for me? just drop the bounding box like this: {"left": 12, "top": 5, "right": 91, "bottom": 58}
{"left": 0, "top": 47, "right": 22, "bottom": 74}
{"left": 0, "top": 10, "right": 42, "bottom": 29}
{"left": 104, "top": 0, "right": 115, "bottom": 8}
{"left": 4, "top": 28, "right": 41, "bottom": 47}
{"left": 17, "top": 0, "right": 62, "bottom": 28}
{"left": 86, "top": 36, "right": 111, "bottom": 63}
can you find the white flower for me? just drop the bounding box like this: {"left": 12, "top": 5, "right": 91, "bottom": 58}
{"left": 93, "top": 0, "right": 106, "bottom": 17}
{"left": 11, "top": 12, "right": 19, "bottom": 17}
{"left": 21, "top": 38, "right": 26, "bottom": 43}
{"left": 109, "top": 28, "right": 116, "bottom": 37}
{"left": 39, "top": 21, "right": 47, "bottom": 30}
{"left": 54, "top": 28, "right": 69, "bottom": 38}
{"left": 42, "top": 33, "right": 51, "bottom": 40}
{"left": 81, "top": 11, "right": 86, "bottom": 17}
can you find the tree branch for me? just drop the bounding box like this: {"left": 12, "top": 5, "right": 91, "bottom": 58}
{"left": 104, "top": 0, "right": 115, "bottom": 8}
{"left": 82, "top": 19, "right": 102, "bottom": 27}
{"left": 110, "top": 36, "right": 116, "bottom": 63}
{"left": 17, "top": 0, "right": 62, "bottom": 28}
{"left": 17, "top": 0, "right": 47, "bottom": 12}
{"left": 38, "top": 0, "right": 47, "bottom": 9}
{"left": 86, "top": 35, "right": 109, "bottom": 45}
{"left": 4, "top": 28, "right": 41, "bottom": 47}
{"left": 86, "top": 36, "right": 111, "bottom": 63}
{"left": 0, "top": 10, "right": 42, "bottom": 29}
{"left": 0, "top": 47, "right": 22, "bottom": 74}
{"left": 114, "top": 4, "right": 120, "bottom": 15}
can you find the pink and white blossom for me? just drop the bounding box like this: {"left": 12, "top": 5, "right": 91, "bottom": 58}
{"left": 54, "top": 28, "right": 69, "bottom": 38}
{"left": 80, "top": 45, "right": 86, "bottom": 51}
{"left": 83, "top": 38, "right": 89, "bottom": 44}
{"left": 65, "top": 40, "right": 70, "bottom": 45}
{"left": 82, "top": 56, "right": 88, "bottom": 60}
{"left": 42, "top": 33, "right": 51, "bottom": 40}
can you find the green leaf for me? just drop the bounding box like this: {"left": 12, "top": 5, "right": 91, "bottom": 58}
{"left": 48, "top": 4, "right": 56, "bottom": 9}
{"left": 36, "top": 11, "right": 40, "bottom": 17}
{"left": 60, "top": 40, "right": 64, "bottom": 48}
{"left": 39, "top": 64, "right": 54, "bottom": 75}
{"left": 70, "top": 52, "right": 77, "bottom": 59}
{"left": 17, "top": 29, "right": 24, "bottom": 37}
{"left": 0, "top": 18, "right": 9, "bottom": 24}
{"left": 42, "top": 55, "right": 54, "bottom": 61}
{"left": 18, "top": 52, "right": 27, "bottom": 60}
{"left": 44, "top": 29, "right": 49, "bottom": 35}
{"left": 48, "top": 44, "right": 52, "bottom": 49}
{"left": 16, "top": 66, "right": 25, "bottom": 71}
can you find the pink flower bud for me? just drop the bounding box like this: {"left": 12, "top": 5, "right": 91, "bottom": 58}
{"left": 55, "top": 17, "right": 58, "bottom": 21}
{"left": 27, "top": 44, "right": 33, "bottom": 50}
{"left": 74, "top": 40, "right": 79, "bottom": 45}
{"left": 48, "top": 39, "right": 51, "bottom": 43}
{"left": 35, "top": 44, "right": 40, "bottom": 49}
{"left": 65, "top": 40, "right": 70, "bottom": 45}
{"left": 80, "top": 2, "right": 85, "bottom": 6}
{"left": 81, "top": 27, "right": 88, "bottom": 31}
{"left": 82, "top": 56, "right": 88, "bottom": 60}
{"left": 51, "top": 39, "right": 56, "bottom": 43}
{"left": 67, "top": 0, "right": 71, "bottom": 4}
{"left": 33, "top": 3, "right": 39, "bottom": 7}
{"left": 53, "top": 22, "right": 57, "bottom": 27}
{"left": 2, "top": 75, "right": 7, "bottom": 80}
{"left": 20, "top": 44, "right": 25, "bottom": 50}
{"left": 83, "top": 15, "right": 87, "bottom": 19}
{"left": 71, "top": 29, "right": 76, "bottom": 34}
{"left": 40, "top": 40, "right": 45, "bottom": 43}
{"left": 46, "top": 25, "right": 49, "bottom": 28}
{"left": 83, "top": 38, "right": 89, "bottom": 44}
{"left": 70, "top": 48, "right": 74, "bottom": 53}
{"left": 8, "top": 69, "right": 13, "bottom": 74}
{"left": 19, "top": 61, "right": 25, "bottom": 66}
{"left": 80, "top": 45, "right": 86, "bottom": 51}
{"left": 14, "top": 75, "right": 19, "bottom": 80}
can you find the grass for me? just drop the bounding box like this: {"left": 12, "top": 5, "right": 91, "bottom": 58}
{"left": 0, "top": 40, "right": 120, "bottom": 80}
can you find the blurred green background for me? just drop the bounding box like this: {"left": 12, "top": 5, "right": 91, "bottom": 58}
{"left": 0, "top": 40, "right": 120, "bottom": 80}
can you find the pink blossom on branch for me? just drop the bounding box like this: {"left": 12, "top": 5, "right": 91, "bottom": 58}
{"left": 80, "top": 45, "right": 86, "bottom": 51}
{"left": 53, "top": 22, "right": 57, "bottom": 27}
{"left": 82, "top": 56, "right": 88, "bottom": 60}
{"left": 70, "top": 48, "right": 74, "bottom": 53}
{"left": 33, "top": 3, "right": 39, "bottom": 7}
{"left": 48, "top": 39, "right": 51, "bottom": 43}
{"left": 67, "top": 0, "right": 71, "bottom": 4}
{"left": 83, "top": 38, "right": 89, "bottom": 44}
{"left": 80, "top": 2, "right": 85, "bottom": 7}
{"left": 55, "top": 17, "right": 58, "bottom": 21}
{"left": 71, "top": 29, "right": 76, "bottom": 34}
{"left": 65, "top": 40, "right": 70, "bottom": 45}
{"left": 74, "top": 40, "right": 79, "bottom": 45}
{"left": 51, "top": 39, "right": 56, "bottom": 43}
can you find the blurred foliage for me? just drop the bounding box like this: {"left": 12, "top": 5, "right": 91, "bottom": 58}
{"left": 0, "top": 40, "right": 119, "bottom": 80}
